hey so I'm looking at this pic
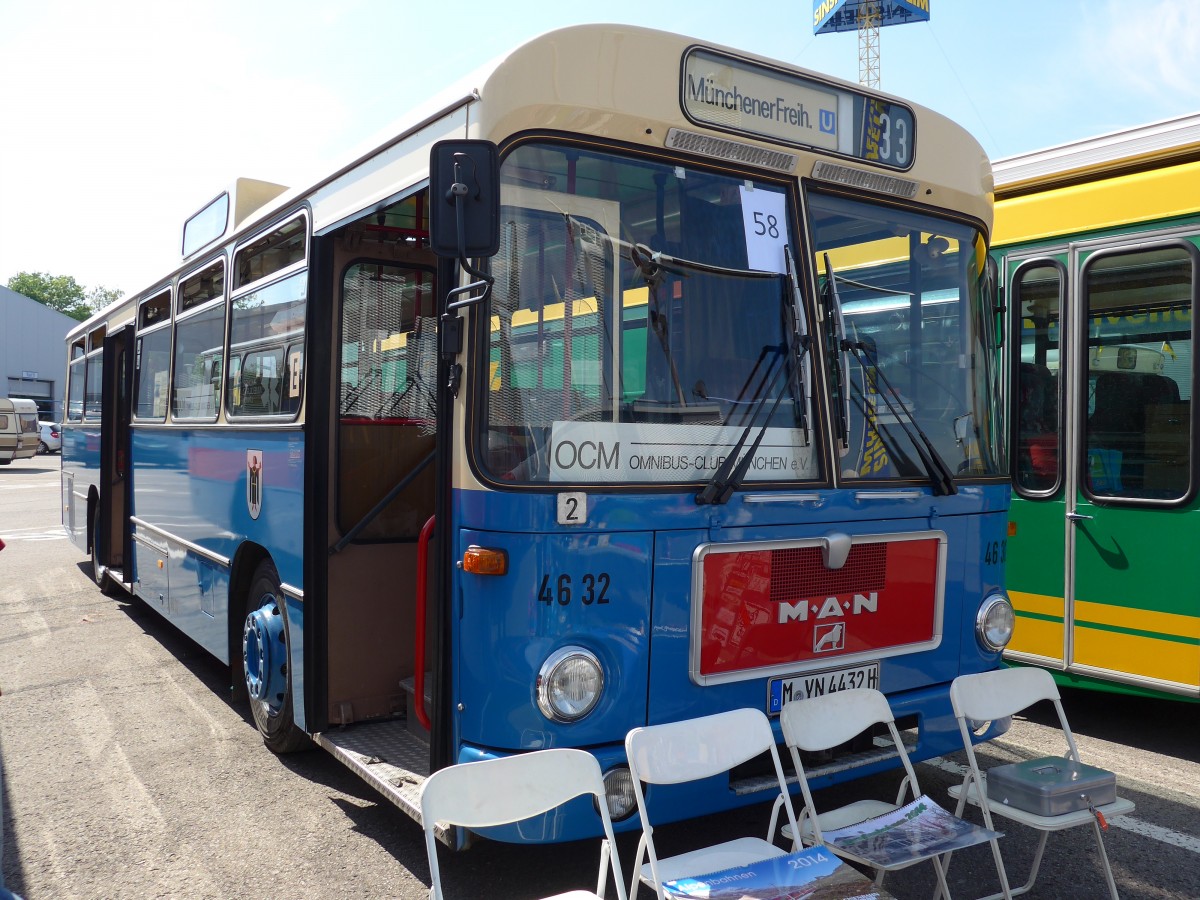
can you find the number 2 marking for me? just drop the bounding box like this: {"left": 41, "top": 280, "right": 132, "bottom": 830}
{"left": 557, "top": 492, "right": 587, "bottom": 525}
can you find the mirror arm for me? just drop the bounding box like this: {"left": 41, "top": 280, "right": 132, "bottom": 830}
{"left": 446, "top": 156, "right": 494, "bottom": 309}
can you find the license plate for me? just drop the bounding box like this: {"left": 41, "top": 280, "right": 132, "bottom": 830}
{"left": 767, "top": 663, "right": 880, "bottom": 714}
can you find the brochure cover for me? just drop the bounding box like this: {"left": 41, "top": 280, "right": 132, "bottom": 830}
{"left": 821, "top": 794, "right": 1001, "bottom": 869}
{"left": 662, "top": 846, "right": 897, "bottom": 900}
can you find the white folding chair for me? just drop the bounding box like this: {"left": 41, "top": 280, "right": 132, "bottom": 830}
{"left": 946, "top": 667, "right": 1136, "bottom": 900}
{"left": 773, "top": 688, "right": 960, "bottom": 899}
{"left": 419, "top": 748, "right": 627, "bottom": 900}
{"left": 624, "top": 707, "right": 801, "bottom": 900}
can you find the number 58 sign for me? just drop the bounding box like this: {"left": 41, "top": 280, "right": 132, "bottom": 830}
{"left": 739, "top": 185, "right": 789, "bottom": 274}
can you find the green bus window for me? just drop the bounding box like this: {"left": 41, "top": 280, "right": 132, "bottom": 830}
{"left": 1083, "top": 245, "right": 1194, "bottom": 502}
{"left": 1013, "top": 262, "right": 1063, "bottom": 494}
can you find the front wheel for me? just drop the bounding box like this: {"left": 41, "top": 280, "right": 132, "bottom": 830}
{"left": 242, "top": 560, "right": 309, "bottom": 753}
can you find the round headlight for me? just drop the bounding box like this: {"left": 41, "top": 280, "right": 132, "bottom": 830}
{"left": 536, "top": 646, "right": 604, "bottom": 722}
{"left": 976, "top": 594, "right": 1015, "bottom": 652}
{"left": 599, "top": 766, "right": 637, "bottom": 821}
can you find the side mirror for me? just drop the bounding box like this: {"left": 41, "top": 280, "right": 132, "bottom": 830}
{"left": 429, "top": 140, "right": 500, "bottom": 259}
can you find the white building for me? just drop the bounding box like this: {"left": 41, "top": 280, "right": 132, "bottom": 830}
{"left": 0, "top": 284, "right": 77, "bottom": 419}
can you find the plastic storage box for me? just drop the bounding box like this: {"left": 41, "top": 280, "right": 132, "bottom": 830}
{"left": 986, "top": 757, "right": 1116, "bottom": 816}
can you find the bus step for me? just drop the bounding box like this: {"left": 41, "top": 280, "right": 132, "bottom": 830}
{"left": 314, "top": 719, "right": 436, "bottom": 833}
{"left": 399, "top": 674, "right": 432, "bottom": 744}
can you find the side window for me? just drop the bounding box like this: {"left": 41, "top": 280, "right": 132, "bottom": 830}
{"left": 227, "top": 270, "right": 306, "bottom": 417}
{"left": 1012, "top": 261, "right": 1063, "bottom": 495}
{"left": 228, "top": 216, "right": 308, "bottom": 419}
{"left": 84, "top": 352, "right": 104, "bottom": 420}
{"left": 67, "top": 357, "right": 86, "bottom": 422}
{"left": 1083, "top": 244, "right": 1195, "bottom": 503}
{"left": 135, "top": 327, "right": 173, "bottom": 420}
{"left": 173, "top": 260, "right": 226, "bottom": 420}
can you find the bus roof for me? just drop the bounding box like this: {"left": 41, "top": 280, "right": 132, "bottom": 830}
{"left": 991, "top": 112, "right": 1200, "bottom": 248}
{"left": 993, "top": 112, "right": 1200, "bottom": 198}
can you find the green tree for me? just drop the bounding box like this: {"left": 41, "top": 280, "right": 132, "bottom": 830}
{"left": 85, "top": 285, "right": 125, "bottom": 312}
{"left": 6, "top": 272, "right": 124, "bottom": 321}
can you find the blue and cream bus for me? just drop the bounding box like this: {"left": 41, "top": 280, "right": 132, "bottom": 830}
{"left": 63, "top": 24, "right": 1012, "bottom": 846}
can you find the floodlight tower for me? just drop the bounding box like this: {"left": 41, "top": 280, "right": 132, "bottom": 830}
{"left": 813, "top": 0, "right": 930, "bottom": 89}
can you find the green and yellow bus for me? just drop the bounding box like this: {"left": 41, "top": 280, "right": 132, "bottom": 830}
{"left": 996, "top": 113, "right": 1200, "bottom": 700}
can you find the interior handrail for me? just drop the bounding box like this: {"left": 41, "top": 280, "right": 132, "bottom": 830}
{"left": 413, "top": 515, "right": 436, "bottom": 731}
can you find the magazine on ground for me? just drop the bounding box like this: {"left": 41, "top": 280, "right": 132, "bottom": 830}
{"left": 662, "top": 846, "right": 898, "bottom": 900}
{"left": 821, "top": 794, "right": 1001, "bottom": 868}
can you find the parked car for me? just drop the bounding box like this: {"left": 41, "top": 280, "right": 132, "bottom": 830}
{"left": 38, "top": 421, "right": 61, "bottom": 454}
{"left": 0, "top": 399, "right": 39, "bottom": 464}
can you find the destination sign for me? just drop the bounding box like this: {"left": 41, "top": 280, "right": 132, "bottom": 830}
{"left": 681, "top": 48, "right": 916, "bottom": 169}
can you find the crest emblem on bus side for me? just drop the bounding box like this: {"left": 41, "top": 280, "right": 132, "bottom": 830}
{"left": 247, "top": 449, "right": 263, "bottom": 520}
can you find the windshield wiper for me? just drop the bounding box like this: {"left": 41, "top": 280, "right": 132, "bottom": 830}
{"left": 565, "top": 215, "right": 783, "bottom": 284}
{"left": 845, "top": 339, "right": 957, "bottom": 495}
{"left": 821, "top": 254, "right": 852, "bottom": 453}
{"left": 629, "top": 242, "right": 783, "bottom": 282}
{"left": 823, "top": 253, "right": 956, "bottom": 496}
{"left": 696, "top": 261, "right": 810, "bottom": 505}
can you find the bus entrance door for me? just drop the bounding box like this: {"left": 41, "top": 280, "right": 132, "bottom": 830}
{"left": 1067, "top": 242, "right": 1197, "bottom": 694}
{"left": 97, "top": 323, "right": 133, "bottom": 586}
{"left": 1006, "top": 255, "right": 1068, "bottom": 672}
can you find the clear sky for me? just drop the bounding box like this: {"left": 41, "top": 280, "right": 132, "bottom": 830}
{"left": 2, "top": 0, "right": 1198, "bottom": 297}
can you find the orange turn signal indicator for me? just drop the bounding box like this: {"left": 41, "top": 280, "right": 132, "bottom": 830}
{"left": 1007, "top": 520, "right": 1017, "bottom": 537}
{"left": 462, "top": 545, "right": 508, "bottom": 576}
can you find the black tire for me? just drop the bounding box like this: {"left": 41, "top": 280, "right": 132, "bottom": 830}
{"left": 38, "top": 441, "right": 49, "bottom": 455}
{"left": 242, "top": 560, "right": 309, "bottom": 753}
{"left": 91, "top": 514, "right": 119, "bottom": 596}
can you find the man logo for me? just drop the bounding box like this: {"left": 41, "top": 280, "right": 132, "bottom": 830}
{"left": 813, "top": 622, "right": 845, "bottom": 653}
{"left": 247, "top": 449, "right": 263, "bottom": 520}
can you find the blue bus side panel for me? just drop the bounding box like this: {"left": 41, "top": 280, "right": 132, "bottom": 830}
{"left": 128, "top": 426, "right": 304, "bottom": 663}
{"left": 132, "top": 530, "right": 169, "bottom": 608}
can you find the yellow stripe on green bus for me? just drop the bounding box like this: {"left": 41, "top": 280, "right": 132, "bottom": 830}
{"left": 995, "top": 160, "right": 1200, "bottom": 246}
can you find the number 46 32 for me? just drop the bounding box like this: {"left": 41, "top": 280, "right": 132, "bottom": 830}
{"left": 538, "top": 573, "right": 611, "bottom": 606}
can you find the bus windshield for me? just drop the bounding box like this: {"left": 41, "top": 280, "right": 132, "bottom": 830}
{"left": 481, "top": 142, "right": 816, "bottom": 485}
{"left": 809, "top": 190, "right": 1003, "bottom": 481}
